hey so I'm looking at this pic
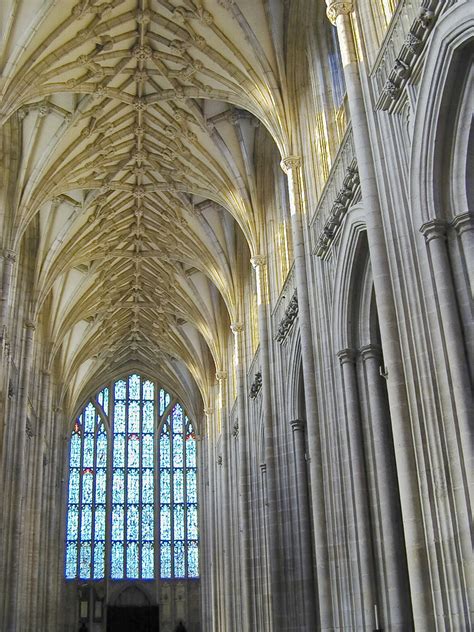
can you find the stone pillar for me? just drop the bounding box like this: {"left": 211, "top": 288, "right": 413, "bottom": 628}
{"left": 0, "top": 250, "right": 16, "bottom": 372}
{"left": 359, "top": 344, "right": 412, "bottom": 630}
{"left": 231, "top": 322, "right": 253, "bottom": 630}
{"left": 6, "top": 320, "right": 36, "bottom": 632}
{"left": 452, "top": 212, "right": 474, "bottom": 292}
{"left": 281, "top": 155, "right": 332, "bottom": 630}
{"left": 326, "top": 1, "right": 432, "bottom": 626}
{"left": 289, "top": 419, "right": 317, "bottom": 631}
{"left": 420, "top": 220, "right": 473, "bottom": 562}
{"left": 259, "top": 462, "right": 271, "bottom": 631}
{"left": 337, "top": 348, "right": 376, "bottom": 629}
{"left": 216, "top": 370, "right": 234, "bottom": 632}
{"left": 29, "top": 370, "right": 51, "bottom": 626}
{"left": 251, "top": 254, "right": 284, "bottom": 630}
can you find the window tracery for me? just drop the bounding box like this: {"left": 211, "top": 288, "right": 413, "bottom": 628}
{"left": 65, "top": 374, "right": 198, "bottom": 581}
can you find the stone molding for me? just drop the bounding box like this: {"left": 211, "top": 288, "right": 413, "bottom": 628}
{"left": 216, "top": 370, "right": 227, "bottom": 382}
{"left": 290, "top": 419, "right": 305, "bottom": 432}
{"left": 250, "top": 254, "right": 267, "bottom": 269}
{"left": 275, "top": 290, "right": 298, "bottom": 343}
{"left": 451, "top": 212, "right": 473, "bottom": 237}
{"left": 359, "top": 344, "right": 383, "bottom": 362}
{"left": 337, "top": 348, "right": 357, "bottom": 365}
{"left": 280, "top": 155, "right": 301, "bottom": 174}
{"left": 230, "top": 322, "right": 243, "bottom": 334}
{"left": 420, "top": 218, "right": 449, "bottom": 243}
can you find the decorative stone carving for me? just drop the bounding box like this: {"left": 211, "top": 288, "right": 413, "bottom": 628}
{"left": 275, "top": 290, "right": 298, "bottom": 343}
{"left": 249, "top": 371, "right": 262, "bottom": 399}
{"left": 325, "top": 1, "right": 354, "bottom": 25}
{"left": 280, "top": 155, "right": 301, "bottom": 174}
{"left": 232, "top": 423, "right": 239, "bottom": 437}
{"left": 315, "top": 160, "right": 359, "bottom": 258}
{"left": 217, "top": 455, "right": 223, "bottom": 466}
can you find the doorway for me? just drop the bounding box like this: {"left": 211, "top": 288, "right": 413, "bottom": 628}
{"left": 106, "top": 606, "right": 159, "bottom": 632}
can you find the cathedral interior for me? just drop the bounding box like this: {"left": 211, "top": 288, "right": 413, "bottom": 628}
{"left": 0, "top": 0, "right": 472, "bottom": 630}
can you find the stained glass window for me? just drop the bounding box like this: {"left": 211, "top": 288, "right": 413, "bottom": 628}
{"left": 65, "top": 375, "right": 198, "bottom": 581}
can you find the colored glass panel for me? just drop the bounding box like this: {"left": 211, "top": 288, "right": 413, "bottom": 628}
{"left": 112, "top": 469, "right": 124, "bottom": 503}
{"left": 129, "top": 373, "right": 140, "bottom": 400}
{"left": 114, "top": 380, "right": 126, "bottom": 400}
{"left": 160, "top": 541, "right": 171, "bottom": 579}
{"left": 143, "top": 380, "right": 154, "bottom": 400}
{"left": 174, "top": 541, "right": 185, "bottom": 578}
{"left": 93, "top": 541, "right": 105, "bottom": 579}
{"left": 129, "top": 401, "right": 140, "bottom": 433}
{"left": 95, "top": 505, "right": 106, "bottom": 541}
{"left": 114, "top": 402, "right": 126, "bottom": 433}
{"left": 188, "top": 541, "right": 199, "bottom": 578}
{"left": 79, "top": 543, "right": 91, "bottom": 579}
{"left": 142, "top": 542, "right": 154, "bottom": 579}
{"left": 65, "top": 542, "right": 77, "bottom": 579}
{"left": 174, "top": 505, "right": 185, "bottom": 540}
{"left": 160, "top": 432, "right": 170, "bottom": 467}
{"left": 186, "top": 469, "right": 197, "bottom": 502}
{"left": 142, "top": 401, "right": 154, "bottom": 433}
{"left": 127, "top": 542, "right": 139, "bottom": 579}
{"left": 111, "top": 542, "right": 124, "bottom": 579}
{"left": 160, "top": 469, "right": 171, "bottom": 503}
{"left": 143, "top": 434, "right": 153, "bottom": 467}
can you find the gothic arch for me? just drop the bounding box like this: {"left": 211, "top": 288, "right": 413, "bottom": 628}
{"left": 410, "top": 1, "right": 474, "bottom": 223}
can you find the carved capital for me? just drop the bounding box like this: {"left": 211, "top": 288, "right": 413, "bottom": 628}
{"left": 337, "top": 347, "right": 356, "bottom": 365}
{"left": 359, "top": 344, "right": 382, "bottom": 362}
{"left": 290, "top": 419, "right": 305, "bottom": 432}
{"left": 451, "top": 212, "right": 473, "bottom": 237}
{"left": 420, "top": 219, "right": 449, "bottom": 243}
{"left": 259, "top": 462, "right": 266, "bottom": 473}
{"left": 203, "top": 407, "right": 213, "bottom": 417}
{"left": 3, "top": 249, "right": 16, "bottom": 263}
{"left": 230, "top": 322, "right": 243, "bottom": 334}
{"left": 217, "top": 455, "right": 223, "bottom": 466}
{"left": 216, "top": 370, "right": 227, "bottom": 381}
{"left": 24, "top": 320, "right": 36, "bottom": 331}
{"left": 250, "top": 254, "right": 266, "bottom": 269}
{"left": 280, "top": 155, "right": 301, "bottom": 174}
{"left": 326, "top": 1, "right": 354, "bottom": 25}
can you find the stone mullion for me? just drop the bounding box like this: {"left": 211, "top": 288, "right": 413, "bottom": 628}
{"left": 290, "top": 419, "right": 318, "bottom": 631}
{"left": 359, "top": 344, "right": 412, "bottom": 630}
{"left": 452, "top": 212, "right": 474, "bottom": 292}
{"left": 231, "top": 322, "right": 253, "bottom": 630}
{"left": 281, "top": 155, "right": 332, "bottom": 630}
{"left": 337, "top": 348, "right": 377, "bottom": 629}
{"left": 326, "top": 2, "right": 433, "bottom": 626}
{"left": 259, "top": 462, "right": 271, "bottom": 632}
{"left": 6, "top": 320, "right": 35, "bottom": 632}
{"left": 251, "top": 254, "right": 284, "bottom": 630}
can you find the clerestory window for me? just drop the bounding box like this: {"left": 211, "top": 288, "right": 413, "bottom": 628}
{"left": 65, "top": 373, "right": 199, "bottom": 581}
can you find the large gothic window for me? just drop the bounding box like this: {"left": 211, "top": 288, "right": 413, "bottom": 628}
{"left": 65, "top": 374, "right": 199, "bottom": 581}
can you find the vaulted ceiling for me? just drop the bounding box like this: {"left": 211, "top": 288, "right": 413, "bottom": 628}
{"left": 0, "top": 0, "right": 294, "bottom": 414}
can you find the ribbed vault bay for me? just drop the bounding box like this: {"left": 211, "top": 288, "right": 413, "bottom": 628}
{"left": 0, "top": 0, "right": 285, "bottom": 414}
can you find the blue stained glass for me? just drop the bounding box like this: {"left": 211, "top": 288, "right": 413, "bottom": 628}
{"left": 114, "top": 402, "right": 126, "bottom": 432}
{"left": 143, "top": 434, "right": 153, "bottom": 467}
{"left": 95, "top": 468, "right": 106, "bottom": 503}
{"left": 128, "top": 401, "right": 140, "bottom": 433}
{"left": 174, "top": 541, "right": 185, "bottom": 578}
{"left": 83, "top": 435, "right": 95, "bottom": 468}
{"left": 142, "top": 401, "right": 154, "bottom": 433}
{"left": 160, "top": 432, "right": 170, "bottom": 467}
{"left": 160, "top": 504, "right": 171, "bottom": 539}
{"left": 98, "top": 390, "right": 104, "bottom": 408}
{"left": 172, "top": 405, "right": 183, "bottom": 433}
{"left": 67, "top": 505, "right": 79, "bottom": 541}
{"left": 84, "top": 404, "right": 95, "bottom": 433}
{"left": 81, "top": 505, "right": 92, "bottom": 540}
{"left": 160, "top": 469, "right": 171, "bottom": 503}
{"left": 186, "top": 469, "right": 197, "bottom": 502}
{"left": 96, "top": 433, "right": 107, "bottom": 467}
{"left": 93, "top": 541, "right": 105, "bottom": 579}
{"left": 68, "top": 469, "right": 80, "bottom": 503}
{"left": 113, "top": 469, "right": 124, "bottom": 503}
{"left": 111, "top": 541, "right": 124, "bottom": 579}
{"left": 112, "top": 505, "right": 124, "bottom": 540}
{"left": 113, "top": 434, "right": 125, "bottom": 467}
{"left": 188, "top": 541, "right": 199, "bottom": 578}
{"left": 127, "top": 505, "right": 139, "bottom": 540}
{"left": 142, "top": 542, "right": 154, "bottom": 578}
{"left": 128, "top": 470, "right": 140, "bottom": 503}
{"left": 95, "top": 505, "right": 106, "bottom": 540}
{"left": 127, "top": 542, "right": 139, "bottom": 578}
{"left": 70, "top": 433, "right": 81, "bottom": 467}
{"left": 79, "top": 543, "right": 91, "bottom": 579}
{"left": 127, "top": 435, "right": 140, "bottom": 467}
{"left": 173, "top": 434, "right": 183, "bottom": 467}
{"left": 160, "top": 541, "right": 171, "bottom": 578}
{"left": 186, "top": 435, "right": 196, "bottom": 467}
{"left": 143, "top": 380, "right": 154, "bottom": 400}
{"left": 174, "top": 505, "right": 185, "bottom": 539}
{"left": 142, "top": 505, "right": 154, "bottom": 540}
{"left": 103, "top": 388, "right": 109, "bottom": 416}
{"left": 142, "top": 469, "right": 154, "bottom": 503}
{"left": 82, "top": 472, "right": 94, "bottom": 503}
{"left": 114, "top": 379, "right": 126, "bottom": 400}
{"left": 65, "top": 542, "right": 77, "bottom": 579}
{"left": 174, "top": 469, "right": 184, "bottom": 503}
{"left": 129, "top": 374, "right": 140, "bottom": 400}
{"left": 159, "top": 389, "right": 166, "bottom": 416}
{"left": 187, "top": 504, "right": 198, "bottom": 539}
